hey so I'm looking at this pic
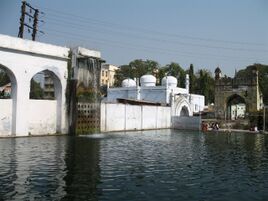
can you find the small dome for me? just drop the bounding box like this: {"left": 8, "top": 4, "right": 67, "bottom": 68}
{"left": 122, "top": 78, "right": 136, "bottom": 87}
{"left": 140, "top": 74, "right": 156, "bottom": 87}
{"left": 161, "top": 76, "right": 177, "bottom": 88}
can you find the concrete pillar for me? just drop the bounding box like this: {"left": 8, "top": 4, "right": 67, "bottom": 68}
{"left": 14, "top": 78, "right": 30, "bottom": 136}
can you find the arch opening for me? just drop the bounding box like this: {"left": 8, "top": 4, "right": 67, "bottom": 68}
{"left": 28, "top": 69, "right": 62, "bottom": 134}
{"left": 0, "top": 64, "right": 17, "bottom": 136}
{"left": 0, "top": 65, "right": 14, "bottom": 99}
{"left": 180, "top": 106, "right": 189, "bottom": 117}
{"left": 30, "top": 70, "right": 59, "bottom": 100}
{"left": 226, "top": 94, "right": 246, "bottom": 120}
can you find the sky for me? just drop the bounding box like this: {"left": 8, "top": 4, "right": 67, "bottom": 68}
{"left": 0, "top": 0, "right": 267, "bottom": 76}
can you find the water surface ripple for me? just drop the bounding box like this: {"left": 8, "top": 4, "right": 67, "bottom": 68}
{"left": 0, "top": 130, "right": 268, "bottom": 200}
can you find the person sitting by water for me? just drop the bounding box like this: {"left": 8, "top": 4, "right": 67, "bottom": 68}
{"left": 215, "top": 122, "right": 219, "bottom": 130}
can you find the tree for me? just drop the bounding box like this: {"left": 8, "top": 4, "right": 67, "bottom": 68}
{"left": 114, "top": 59, "right": 160, "bottom": 86}
{"left": 159, "top": 62, "right": 186, "bottom": 87}
{"left": 196, "top": 69, "right": 215, "bottom": 104}
{"left": 0, "top": 69, "right": 10, "bottom": 86}
{"left": 30, "top": 79, "right": 44, "bottom": 99}
{"left": 188, "top": 64, "right": 195, "bottom": 93}
{"left": 236, "top": 63, "right": 268, "bottom": 105}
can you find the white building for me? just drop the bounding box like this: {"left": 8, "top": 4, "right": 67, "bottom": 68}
{"left": 106, "top": 74, "right": 205, "bottom": 116}
{"left": 100, "top": 74, "right": 204, "bottom": 132}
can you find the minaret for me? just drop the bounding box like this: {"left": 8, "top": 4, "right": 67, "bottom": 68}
{"left": 214, "top": 67, "right": 222, "bottom": 80}
{"left": 185, "top": 74, "right": 189, "bottom": 94}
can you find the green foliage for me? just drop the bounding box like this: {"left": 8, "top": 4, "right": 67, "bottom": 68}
{"left": 0, "top": 70, "right": 10, "bottom": 86}
{"left": 188, "top": 64, "right": 195, "bottom": 93}
{"left": 236, "top": 63, "right": 268, "bottom": 104}
{"left": 114, "top": 65, "right": 133, "bottom": 87}
{"left": 114, "top": 59, "right": 160, "bottom": 86}
{"left": 30, "top": 79, "right": 44, "bottom": 99}
{"left": 159, "top": 62, "right": 186, "bottom": 87}
{"left": 194, "top": 69, "right": 215, "bottom": 104}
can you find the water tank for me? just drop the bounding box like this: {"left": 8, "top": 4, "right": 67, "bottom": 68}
{"left": 140, "top": 75, "right": 156, "bottom": 87}
{"left": 161, "top": 76, "right": 177, "bottom": 88}
{"left": 122, "top": 78, "right": 136, "bottom": 87}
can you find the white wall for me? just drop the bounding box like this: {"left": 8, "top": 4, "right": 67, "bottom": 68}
{"left": 101, "top": 103, "right": 171, "bottom": 132}
{"left": 0, "top": 34, "right": 69, "bottom": 136}
{"left": 107, "top": 88, "right": 137, "bottom": 102}
{"left": 28, "top": 100, "right": 57, "bottom": 135}
{"left": 190, "top": 94, "right": 205, "bottom": 113}
{"left": 0, "top": 99, "right": 12, "bottom": 136}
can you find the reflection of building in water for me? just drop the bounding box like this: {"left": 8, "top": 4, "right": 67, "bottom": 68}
{"left": 100, "top": 64, "right": 119, "bottom": 87}
{"left": 63, "top": 137, "right": 101, "bottom": 200}
{"left": 214, "top": 66, "right": 263, "bottom": 120}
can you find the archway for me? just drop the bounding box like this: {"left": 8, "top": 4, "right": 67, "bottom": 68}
{"left": 174, "top": 96, "right": 192, "bottom": 117}
{"left": 0, "top": 64, "right": 17, "bottom": 135}
{"left": 180, "top": 106, "right": 189, "bottom": 116}
{"left": 226, "top": 94, "right": 246, "bottom": 120}
{"left": 29, "top": 69, "right": 62, "bottom": 134}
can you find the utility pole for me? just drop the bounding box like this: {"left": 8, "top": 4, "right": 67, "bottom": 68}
{"left": 17, "top": 1, "right": 42, "bottom": 41}
{"left": 18, "top": 1, "right": 26, "bottom": 38}
{"left": 32, "top": 9, "right": 39, "bottom": 41}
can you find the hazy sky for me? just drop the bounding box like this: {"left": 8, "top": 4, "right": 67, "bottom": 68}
{"left": 0, "top": 0, "right": 267, "bottom": 76}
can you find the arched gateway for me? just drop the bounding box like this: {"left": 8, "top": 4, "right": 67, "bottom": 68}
{"left": 214, "top": 67, "right": 263, "bottom": 120}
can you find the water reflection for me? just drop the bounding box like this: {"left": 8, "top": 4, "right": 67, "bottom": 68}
{"left": 0, "top": 130, "right": 268, "bottom": 201}
{"left": 62, "top": 136, "right": 101, "bottom": 201}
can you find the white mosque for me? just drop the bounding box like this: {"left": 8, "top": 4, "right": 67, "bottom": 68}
{"left": 106, "top": 74, "right": 205, "bottom": 117}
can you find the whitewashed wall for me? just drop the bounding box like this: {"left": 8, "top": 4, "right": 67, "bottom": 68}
{"left": 190, "top": 94, "right": 205, "bottom": 113}
{"left": 28, "top": 100, "right": 57, "bottom": 135}
{"left": 0, "top": 34, "right": 69, "bottom": 136}
{"left": 0, "top": 100, "right": 12, "bottom": 136}
{"left": 101, "top": 103, "right": 171, "bottom": 132}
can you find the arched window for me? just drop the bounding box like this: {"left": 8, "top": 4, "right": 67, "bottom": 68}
{"left": 30, "top": 70, "right": 57, "bottom": 100}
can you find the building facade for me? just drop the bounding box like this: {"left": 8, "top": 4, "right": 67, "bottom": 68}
{"left": 106, "top": 74, "right": 205, "bottom": 117}
{"left": 214, "top": 67, "right": 263, "bottom": 120}
{"left": 100, "top": 64, "right": 119, "bottom": 87}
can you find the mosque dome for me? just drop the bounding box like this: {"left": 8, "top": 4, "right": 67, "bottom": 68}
{"left": 122, "top": 78, "right": 136, "bottom": 87}
{"left": 161, "top": 76, "right": 177, "bottom": 88}
{"left": 140, "top": 74, "right": 156, "bottom": 87}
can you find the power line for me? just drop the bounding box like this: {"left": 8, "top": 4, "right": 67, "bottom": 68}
{"left": 40, "top": 6, "right": 267, "bottom": 47}
{"left": 43, "top": 16, "right": 268, "bottom": 54}
{"left": 18, "top": 1, "right": 44, "bottom": 41}
{"left": 46, "top": 28, "right": 265, "bottom": 63}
